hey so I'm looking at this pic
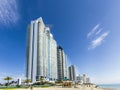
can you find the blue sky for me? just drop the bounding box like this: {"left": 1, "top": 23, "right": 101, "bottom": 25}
{"left": 0, "top": 0, "right": 120, "bottom": 84}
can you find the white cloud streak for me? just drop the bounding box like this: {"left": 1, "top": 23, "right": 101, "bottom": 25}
{"left": 96, "top": 28, "right": 103, "bottom": 35}
{"left": 89, "top": 31, "right": 109, "bottom": 49}
{"left": 87, "top": 24, "right": 100, "bottom": 38}
{"left": 87, "top": 24, "right": 110, "bottom": 49}
{"left": 0, "top": 0, "right": 19, "bottom": 25}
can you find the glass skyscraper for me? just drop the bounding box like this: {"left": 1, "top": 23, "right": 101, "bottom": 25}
{"left": 68, "top": 65, "right": 76, "bottom": 81}
{"left": 26, "top": 17, "right": 57, "bottom": 83}
{"left": 57, "top": 46, "right": 68, "bottom": 80}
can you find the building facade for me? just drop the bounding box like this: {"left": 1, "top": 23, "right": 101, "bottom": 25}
{"left": 68, "top": 65, "right": 76, "bottom": 81}
{"left": 86, "top": 77, "right": 91, "bottom": 83}
{"left": 57, "top": 46, "right": 68, "bottom": 81}
{"left": 82, "top": 74, "right": 87, "bottom": 83}
{"left": 26, "top": 17, "right": 57, "bottom": 83}
{"left": 76, "top": 74, "right": 82, "bottom": 83}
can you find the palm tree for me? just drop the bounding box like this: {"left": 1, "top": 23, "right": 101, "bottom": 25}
{"left": 39, "top": 76, "right": 44, "bottom": 85}
{"left": 24, "top": 79, "right": 31, "bottom": 86}
{"left": 4, "top": 76, "right": 12, "bottom": 87}
{"left": 40, "top": 76, "right": 44, "bottom": 82}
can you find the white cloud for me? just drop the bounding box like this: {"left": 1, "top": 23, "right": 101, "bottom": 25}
{"left": 88, "top": 31, "right": 109, "bottom": 49}
{"left": 0, "top": 0, "right": 19, "bottom": 25}
{"left": 96, "top": 28, "right": 103, "bottom": 35}
{"left": 87, "top": 23, "right": 110, "bottom": 50}
{"left": 87, "top": 24, "right": 100, "bottom": 38}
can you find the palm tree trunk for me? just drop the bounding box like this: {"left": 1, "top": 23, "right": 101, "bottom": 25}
{"left": 7, "top": 80, "right": 9, "bottom": 87}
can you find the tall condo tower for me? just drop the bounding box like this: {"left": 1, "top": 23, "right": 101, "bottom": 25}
{"left": 57, "top": 46, "right": 68, "bottom": 80}
{"left": 68, "top": 65, "right": 76, "bottom": 81}
{"left": 82, "top": 74, "right": 87, "bottom": 83}
{"left": 26, "top": 17, "right": 57, "bottom": 83}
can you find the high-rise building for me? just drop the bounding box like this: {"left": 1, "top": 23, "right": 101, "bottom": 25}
{"left": 17, "top": 78, "right": 21, "bottom": 85}
{"left": 26, "top": 17, "right": 57, "bottom": 83}
{"left": 82, "top": 74, "right": 86, "bottom": 83}
{"left": 76, "top": 74, "right": 82, "bottom": 83}
{"left": 68, "top": 65, "right": 76, "bottom": 81}
{"left": 86, "top": 77, "right": 91, "bottom": 83}
{"left": 57, "top": 46, "right": 68, "bottom": 81}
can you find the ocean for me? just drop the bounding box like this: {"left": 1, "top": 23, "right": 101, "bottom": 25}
{"left": 99, "top": 84, "right": 120, "bottom": 90}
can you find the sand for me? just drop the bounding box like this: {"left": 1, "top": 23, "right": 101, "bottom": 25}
{"left": 0, "top": 85, "right": 114, "bottom": 90}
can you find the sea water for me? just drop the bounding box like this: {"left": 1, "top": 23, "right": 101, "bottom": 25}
{"left": 99, "top": 84, "right": 120, "bottom": 90}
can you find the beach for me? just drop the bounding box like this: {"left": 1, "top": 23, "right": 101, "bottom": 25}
{"left": 17, "top": 87, "right": 114, "bottom": 90}
{"left": 0, "top": 85, "right": 113, "bottom": 90}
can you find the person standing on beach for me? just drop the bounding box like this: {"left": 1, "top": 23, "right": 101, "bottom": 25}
{"left": 30, "top": 86, "right": 33, "bottom": 90}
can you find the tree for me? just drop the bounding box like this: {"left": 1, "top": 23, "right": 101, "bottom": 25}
{"left": 24, "top": 79, "right": 31, "bottom": 86}
{"left": 40, "top": 76, "right": 44, "bottom": 82}
{"left": 4, "top": 76, "right": 12, "bottom": 87}
{"left": 39, "top": 76, "right": 44, "bottom": 85}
